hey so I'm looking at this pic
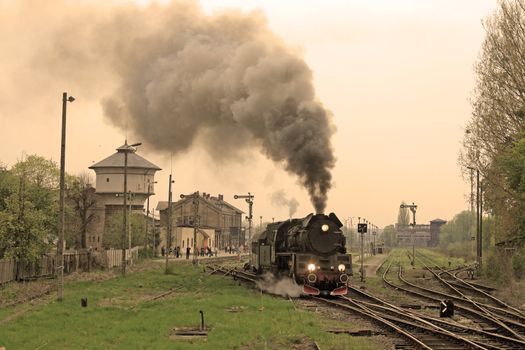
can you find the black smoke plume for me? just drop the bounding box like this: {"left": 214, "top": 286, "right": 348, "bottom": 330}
{"left": 28, "top": 1, "right": 337, "bottom": 212}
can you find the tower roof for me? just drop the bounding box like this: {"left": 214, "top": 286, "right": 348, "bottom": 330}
{"left": 89, "top": 143, "right": 161, "bottom": 170}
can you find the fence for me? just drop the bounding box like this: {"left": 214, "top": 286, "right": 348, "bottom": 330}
{"left": 0, "top": 247, "right": 138, "bottom": 285}
{"left": 105, "top": 247, "right": 139, "bottom": 268}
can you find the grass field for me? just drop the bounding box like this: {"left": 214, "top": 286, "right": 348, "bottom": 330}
{"left": 0, "top": 261, "right": 381, "bottom": 350}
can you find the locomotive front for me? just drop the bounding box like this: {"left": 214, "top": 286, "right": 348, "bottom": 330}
{"left": 292, "top": 213, "right": 352, "bottom": 296}
{"left": 250, "top": 212, "right": 352, "bottom": 296}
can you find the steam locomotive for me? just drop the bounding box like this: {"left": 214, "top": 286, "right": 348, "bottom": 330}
{"left": 248, "top": 212, "right": 352, "bottom": 296}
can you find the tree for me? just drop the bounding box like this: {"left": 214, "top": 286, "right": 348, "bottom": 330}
{"left": 103, "top": 212, "right": 146, "bottom": 249}
{"left": 66, "top": 172, "right": 97, "bottom": 249}
{"left": 397, "top": 201, "right": 410, "bottom": 226}
{"left": 381, "top": 225, "right": 397, "bottom": 247}
{"left": 461, "top": 0, "right": 525, "bottom": 245}
{"left": 0, "top": 155, "right": 59, "bottom": 261}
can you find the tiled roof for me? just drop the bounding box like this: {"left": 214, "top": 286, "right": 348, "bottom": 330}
{"left": 89, "top": 144, "right": 161, "bottom": 170}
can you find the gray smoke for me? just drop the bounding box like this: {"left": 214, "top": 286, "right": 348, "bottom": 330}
{"left": 270, "top": 190, "right": 299, "bottom": 217}
{"left": 26, "top": 1, "right": 337, "bottom": 212}
{"left": 256, "top": 273, "right": 303, "bottom": 298}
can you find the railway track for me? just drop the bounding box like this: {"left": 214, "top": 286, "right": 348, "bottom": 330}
{"left": 410, "top": 252, "right": 525, "bottom": 337}
{"left": 417, "top": 253, "right": 525, "bottom": 318}
{"left": 352, "top": 269, "right": 525, "bottom": 349}
{"left": 381, "top": 256, "right": 525, "bottom": 344}
{"left": 207, "top": 263, "right": 525, "bottom": 349}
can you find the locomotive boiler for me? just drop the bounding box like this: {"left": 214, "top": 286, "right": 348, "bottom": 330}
{"left": 249, "top": 212, "right": 352, "bottom": 296}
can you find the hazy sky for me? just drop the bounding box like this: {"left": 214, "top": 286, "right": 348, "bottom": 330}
{"left": 0, "top": 0, "right": 497, "bottom": 227}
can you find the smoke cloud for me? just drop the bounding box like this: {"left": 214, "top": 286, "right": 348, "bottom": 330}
{"left": 6, "top": 0, "right": 336, "bottom": 212}
{"left": 270, "top": 190, "right": 300, "bottom": 217}
{"left": 256, "top": 273, "right": 303, "bottom": 298}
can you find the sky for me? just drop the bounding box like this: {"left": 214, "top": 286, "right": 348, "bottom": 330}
{"left": 0, "top": 0, "right": 498, "bottom": 228}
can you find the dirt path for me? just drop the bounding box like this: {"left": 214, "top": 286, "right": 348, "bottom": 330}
{"left": 362, "top": 254, "right": 389, "bottom": 278}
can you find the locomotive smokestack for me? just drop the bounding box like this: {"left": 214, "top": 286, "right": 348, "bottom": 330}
{"left": 30, "top": 1, "right": 337, "bottom": 211}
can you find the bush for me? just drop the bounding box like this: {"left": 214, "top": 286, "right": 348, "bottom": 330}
{"left": 484, "top": 249, "right": 517, "bottom": 282}
{"left": 511, "top": 248, "right": 525, "bottom": 279}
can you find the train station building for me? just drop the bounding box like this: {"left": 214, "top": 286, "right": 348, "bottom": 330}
{"left": 156, "top": 192, "right": 244, "bottom": 252}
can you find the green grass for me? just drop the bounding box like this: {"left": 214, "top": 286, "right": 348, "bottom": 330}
{"left": 0, "top": 262, "right": 381, "bottom": 350}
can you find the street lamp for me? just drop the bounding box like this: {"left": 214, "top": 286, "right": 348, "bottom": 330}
{"left": 400, "top": 203, "right": 417, "bottom": 266}
{"left": 121, "top": 141, "right": 141, "bottom": 277}
{"left": 57, "top": 92, "right": 74, "bottom": 301}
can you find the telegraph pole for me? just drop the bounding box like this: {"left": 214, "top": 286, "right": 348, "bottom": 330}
{"left": 146, "top": 181, "right": 157, "bottom": 257}
{"left": 479, "top": 178, "right": 483, "bottom": 270}
{"left": 468, "top": 166, "right": 482, "bottom": 271}
{"left": 57, "top": 92, "right": 74, "bottom": 301}
{"left": 165, "top": 174, "right": 174, "bottom": 273}
{"left": 119, "top": 141, "right": 141, "bottom": 277}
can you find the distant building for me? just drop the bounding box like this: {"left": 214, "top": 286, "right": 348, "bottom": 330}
{"left": 85, "top": 142, "right": 161, "bottom": 250}
{"left": 157, "top": 192, "right": 244, "bottom": 251}
{"left": 395, "top": 218, "right": 447, "bottom": 247}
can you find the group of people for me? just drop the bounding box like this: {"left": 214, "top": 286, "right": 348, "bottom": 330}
{"left": 224, "top": 245, "right": 244, "bottom": 254}
{"left": 160, "top": 246, "right": 217, "bottom": 259}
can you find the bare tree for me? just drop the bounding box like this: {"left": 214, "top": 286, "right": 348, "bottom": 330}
{"left": 397, "top": 201, "right": 410, "bottom": 226}
{"left": 460, "top": 0, "right": 525, "bottom": 243}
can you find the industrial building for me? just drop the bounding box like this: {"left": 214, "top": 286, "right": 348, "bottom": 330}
{"left": 85, "top": 142, "right": 161, "bottom": 251}
{"left": 395, "top": 219, "right": 447, "bottom": 247}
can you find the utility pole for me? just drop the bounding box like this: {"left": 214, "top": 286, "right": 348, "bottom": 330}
{"left": 165, "top": 174, "right": 174, "bottom": 273}
{"left": 479, "top": 177, "right": 483, "bottom": 271}
{"left": 57, "top": 92, "right": 74, "bottom": 301}
{"left": 234, "top": 193, "right": 254, "bottom": 250}
{"left": 119, "top": 141, "right": 141, "bottom": 277}
{"left": 151, "top": 208, "right": 156, "bottom": 257}
{"left": 469, "top": 166, "right": 482, "bottom": 271}
{"left": 128, "top": 191, "right": 133, "bottom": 265}
{"left": 146, "top": 182, "right": 156, "bottom": 257}
{"left": 400, "top": 203, "right": 417, "bottom": 266}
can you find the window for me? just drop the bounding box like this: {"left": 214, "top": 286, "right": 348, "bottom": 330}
{"left": 182, "top": 241, "right": 184, "bottom": 248}
{"left": 106, "top": 178, "right": 109, "bottom": 182}
{"left": 97, "top": 236, "right": 100, "bottom": 243}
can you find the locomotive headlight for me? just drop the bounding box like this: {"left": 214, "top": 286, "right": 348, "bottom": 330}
{"left": 307, "top": 263, "right": 316, "bottom": 272}
{"left": 321, "top": 224, "right": 329, "bottom": 232}
{"left": 338, "top": 264, "right": 346, "bottom": 272}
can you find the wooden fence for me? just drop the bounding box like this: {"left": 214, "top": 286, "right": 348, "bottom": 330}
{"left": 105, "top": 247, "right": 139, "bottom": 268}
{"left": 0, "top": 247, "right": 139, "bottom": 285}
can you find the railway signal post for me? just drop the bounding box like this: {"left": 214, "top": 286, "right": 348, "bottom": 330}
{"left": 357, "top": 221, "right": 367, "bottom": 282}
{"left": 400, "top": 203, "right": 417, "bottom": 266}
{"left": 234, "top": 193, "right": 254, "bottom": 254}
